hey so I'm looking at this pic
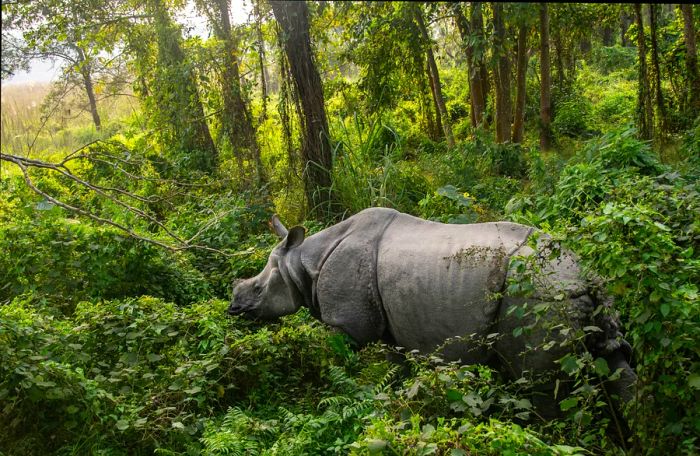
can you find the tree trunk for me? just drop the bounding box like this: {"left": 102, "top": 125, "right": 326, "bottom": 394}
{"left": 73, "top": 45, "right": 101, "bottom": 130}
{"left": 152, "top": 0, "right": 218, "bottom": 173}
{"left": 473, "top": 3, "right": 490, "bottom": 126}
{"left": 270, "top": 0, "right": 334, "bottom": 220}
{"left": 214, "top": 0, "right": 264, "bottom": 184}
{"left": 454, "top": 4, "right": 486, "bottom": 129}
{"left": 414, "top": 5, "right": 454, "bottom": 148}
{"left": 634, "top": 3, "right": 653, "bottom": 140}
{"left": 649, "top": 4, "right": 667, "bottom": 137}
{"left": 602, "top": 26, "right": 614, "bottom": 47}
{"left": 553, "top": 26, "right": 565, "bottom": 88}
{"left": 539, "top": 3, "right": 552, "bottom": 151}
{"left": 253, "top": 0, "right": 269, "bottom": 120}
{"left": 493, "top": 3, "right": 512, "bottom": 144}
{"left": 512, "top": 22, "right": 529, "bottom": 144}
{"left": 681, "top": 4, "right": 700, "bottom": 114}
{"left": 580, "top": 33, "right": 592, "bottom": 56}
{"left": 621, "top": 9, "right": 631, "bottom": 47}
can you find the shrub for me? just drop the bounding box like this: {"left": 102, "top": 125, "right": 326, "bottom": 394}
{"left": 553, "top": 97, "right": 595, "bottom": 139}
{"left": 0, "top": 297, "right": 350, "bottom": 454}
{"left": 591, "top": 46, "right": 637, "bottom": 76}
{"left": 506, "top": 128, "right": 700, "bottom": 454}
{"left": 0, "top": 208, "right": 212, "bottom": 310}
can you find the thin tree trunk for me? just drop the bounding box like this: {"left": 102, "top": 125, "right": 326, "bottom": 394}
{"left": 493, "top": 3, "right": 512, "bottom": 144}
{"left": 634, "top": 3, "right": 653, "bottom": 140}
{"left": 649, "top": 4, "right": 667, "bottom": 137}
{"left": 602, "top": 26, "right": 614, "bottom": 46}
{"left": 454, "top": 4, "right": 486, "bottom": 129}
{"left": 553, "top": 26, "right": 565, "bottom": 88}
{"left": 75, "top": 46, "right": 101, "bottom": 130}
{"left": 270, "top": 0, "right": 334, "bottom": 220}
{"left": 621, "top": 9, "right": 632, "bottom": 47}
{"left": 473, "top": 3, "right": 490, "bottom": 125}
{"left": 254, "top": 0, "right": 268, "bottom": 120}
{"left": 512, "top": 23, "right": 529, "bottom": 143}
{"left": 681, "top": 4, "right": 700, "bottom": 114}
{"left": 539, "top": 3, "right": 552, "bottom": 151}
{"left": 414, "top": 5, "right": 454, "bottom": 148}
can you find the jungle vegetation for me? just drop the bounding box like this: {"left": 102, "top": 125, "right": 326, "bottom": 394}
{"left": 1, "top": 2, "right": 698, "bottom": 455}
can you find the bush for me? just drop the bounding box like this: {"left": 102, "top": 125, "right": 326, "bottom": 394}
{"left": 591, "top": 46, "right": 637, "bottom": 76}
{"left": 0, "top": 297, "right": 350, "bottom": 454}
{"left": 506, "top": 128, "right": 700, "bottom": 454}
{"left": 553, "top": 97, "right": 595, "bottom": 139}
{"left": 0, "top": 206, "right": 212, "bottom": 310}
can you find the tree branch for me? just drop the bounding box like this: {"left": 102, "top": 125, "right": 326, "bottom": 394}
{"left": 0, "top": 152, "right": 245, "bottom": 257}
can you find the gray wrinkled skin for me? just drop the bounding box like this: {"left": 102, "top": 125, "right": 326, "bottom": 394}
{"left": 229, "top": 208, "right": 636, "bottom": 409}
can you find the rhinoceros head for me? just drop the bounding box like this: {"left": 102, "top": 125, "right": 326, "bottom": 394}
{"left": 228, "top": 215, "right": 305, "bottom": 320}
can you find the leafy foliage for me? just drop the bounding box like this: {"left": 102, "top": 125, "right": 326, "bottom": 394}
{"left": 507, "top": 128, "right": 700, "bottom": 454}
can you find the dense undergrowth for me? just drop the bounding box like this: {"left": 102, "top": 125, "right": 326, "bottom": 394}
{"left": 2, "top": 28, "right": 700, "bottom": 454}
{"left": 2, "top": 123, "right": 698, "bottom": 455}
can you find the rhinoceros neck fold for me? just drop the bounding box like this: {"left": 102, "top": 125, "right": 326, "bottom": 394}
{"left": 282, "top": 247, "right": 317, "bottom": 316}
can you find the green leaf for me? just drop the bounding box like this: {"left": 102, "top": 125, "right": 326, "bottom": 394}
{"left": 560, "top": 397, "right": 579, "bottom": 411}
{"left": 184, "top": 386, "right": 202, "bottom": 394}
{"left": 660, "top": 303, "right": 670, "bottom": 317}
{"left": 653, "top": 221, "right": 670, "bottom": 231}
{"left": 688, "top": 374, "right": 700, "bottom": 390}
{"left": 446, "top": 389, "right": 463, "bottom": 403}
{"left": 367, "top": 439, "right": 387, "bottom": 452}
{"left": 171, "top": 421, "right": 185, "bottom": 430}
{"left": 593, "top": 358, "right": 610, "bottom": 376}
{"left": 116, "top": 419, "right": 129, "bottom": 431}
{"left": 560, "top": 354, "right": 581, "bottom": 375}
{"left": 146, "top": 353, "right": 162, "bottom": 362}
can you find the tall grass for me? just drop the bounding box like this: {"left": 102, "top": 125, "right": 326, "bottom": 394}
{"left": 0, "top": 82, "right": 140, "bottom": 163}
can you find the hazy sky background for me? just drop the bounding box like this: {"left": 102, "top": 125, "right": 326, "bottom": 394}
{"left": 3, "top": 0, "right": 251, "bottom": 86}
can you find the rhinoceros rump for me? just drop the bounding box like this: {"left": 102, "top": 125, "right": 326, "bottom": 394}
{"left": 229, "top": 208, "right": 636, "bottom": 412}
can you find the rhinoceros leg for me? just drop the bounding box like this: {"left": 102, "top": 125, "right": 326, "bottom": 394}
{"left": 315, "top": 238, "right": 387, "bottom": 346}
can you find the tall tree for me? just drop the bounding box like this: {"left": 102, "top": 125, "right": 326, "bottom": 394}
{"left": 142, "top": 0, "right": 218, "bottom": 173}
{"left": 454, "top": 3, "right": 487, "bottom": 129}
{"left": 270, "top": 0, "right": 334, "bottom": 219}
{"left": 681, "top": 4, "right": 700, "bottom": 115}
{"left": 253, "top": 0, "right": 269, "bottom": 121}
{"left": 649, "top": 4, "right": 667, "bottom": 138}
{"left": 196, "top": 0, "right": 264, "bottom": 184}
{"left": 413, "top": 5, "right": 454, "bottom": 148}
{"left": 634, "top": 3, "right": 653, "bottom": 140}
{"left": 493, "top": 3, "right": 512, "bottom": 144}
{"left": 1, "top": 0, "right": 115, "bottom": 131}
{"left": 512, "top": 19, "right": 530, "bottom": 144}
{"left": 472, "top": 3, "right": 491, "bottom": 126}
{"left": 539, "top": 3, "right": 552, "bottom": 151}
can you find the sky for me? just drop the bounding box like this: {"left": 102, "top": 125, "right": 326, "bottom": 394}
{"left": 2, "top": 0, "right": 252, "bottom": 86}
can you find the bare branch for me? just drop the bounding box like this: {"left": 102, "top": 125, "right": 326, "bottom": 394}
{"left": 0, "top": 152, "right": 246, "bottom": 257}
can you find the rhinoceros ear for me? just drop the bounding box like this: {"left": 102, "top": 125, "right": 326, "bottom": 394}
{"left": 284, "top": 226, "right": 305, "bottom": 249}
{"left": 271, "top": 214, "right": 288, "bottom": 238}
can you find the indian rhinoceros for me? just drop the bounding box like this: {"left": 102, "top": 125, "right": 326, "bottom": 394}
{"left": 228, "top": 207, "right": 636, "bottom": 409}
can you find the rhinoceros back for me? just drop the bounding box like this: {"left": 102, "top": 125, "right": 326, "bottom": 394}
{"left": 377, "top": 212, "right": 534, "bottom": 363}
